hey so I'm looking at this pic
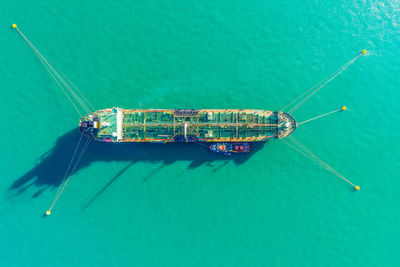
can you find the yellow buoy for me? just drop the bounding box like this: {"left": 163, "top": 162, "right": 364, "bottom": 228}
{"left": 361, "top": 49, "right": 367, "bottom": 55}
{"left": 341, "top": 106, "right": 347, "bottom": 111}
{"left": 355, "top": 186, "right": 360, "bottom": 191}
{"left": 45, "top": 210, "right": 51, "bottom": 215}
{"left": 12, "top": 24, "right": 17, "bottom": 29}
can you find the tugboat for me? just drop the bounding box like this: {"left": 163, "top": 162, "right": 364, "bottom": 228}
{"left": 209, "top": 142, "right": 250, "bottom": 155}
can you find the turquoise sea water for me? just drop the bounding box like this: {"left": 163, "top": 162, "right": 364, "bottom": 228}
{"left": 1, "top": 1, "right": 400, "bottom": 266}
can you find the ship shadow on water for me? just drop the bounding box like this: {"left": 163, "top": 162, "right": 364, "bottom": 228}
{"left": 10, "top": 128, "right": 267, "bottom": 198}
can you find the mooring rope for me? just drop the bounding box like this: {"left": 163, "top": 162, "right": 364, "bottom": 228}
{"left": 47, "top": 134, "right": 84, "bottom": 213}
{"left": 67, "top": 137, "right": 92, "bottom": 180}
{"left": 282, "top": 138, "right": 346, "bottom": 182}
{"left": 58, "top": 68, "right": 96, "bottom": 112}
{"left": 55, "top": 137, "right": 92, "bottom": 196}
{"left": 46, "top": 135, "right": 92, "bottom": 215}
{"left": 282, "top": 51, "right": 366, "bottom": 114}
{"left": 297, "top": 107, "right": 344, "bottom": 126}
{"left": 13, "top": 25, "right": 94, "bottom": 116}
{"left": 32, "top": 48, "right": 84, "bottom": 116}
{"left": 281, "top": 60, "right": 353, "bottom": 112}
{"left": 288, "top": 57, "right": 358, "bottom": 114}
{"left": 26, "top": 37, "right": 91, "bottom": 114}
{"left": 282, "top": 136, "right": 358, "bottom": 189}
{"left": 18, "top": 27, "right": 92, "bottom": 114}
{"left": 288, "top": 136, "right": 343, "bottom": 177}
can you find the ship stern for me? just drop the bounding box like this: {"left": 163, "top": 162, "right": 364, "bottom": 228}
{"left": 79, "top": 113, "right": 100, "bottom": 139}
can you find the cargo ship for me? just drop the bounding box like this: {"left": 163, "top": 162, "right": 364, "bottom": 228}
{"left": 79, "top": 108, "right": 297, "bottom": 143}
{"left": 11, "top": 25, "right": 366, "bottom": 216}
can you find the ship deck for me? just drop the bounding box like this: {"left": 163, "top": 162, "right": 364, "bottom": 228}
{"left": 81, "top": 108, "right": 296, "bottom": 143}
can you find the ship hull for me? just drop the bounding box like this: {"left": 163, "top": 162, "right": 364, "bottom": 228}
{"left": 79, "top": 108, "right": 296, "bottom": 143}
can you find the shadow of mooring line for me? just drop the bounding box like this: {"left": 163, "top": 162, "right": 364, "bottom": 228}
{"left": 142, "top": 165, "right": 165, "bottom": 182}
{"left": 81, "top": 161, "right": 135, "bottom": 211}
{"left": 212, "top": 160, "right": 230, "bottom": 172}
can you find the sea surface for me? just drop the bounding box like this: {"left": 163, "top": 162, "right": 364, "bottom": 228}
{"left": 1, "top": 1, "right": 399, "bottom": 266}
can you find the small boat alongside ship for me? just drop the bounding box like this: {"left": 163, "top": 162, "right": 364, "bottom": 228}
{"left": 209, "top": 142, "right": 250, "bottom": 155}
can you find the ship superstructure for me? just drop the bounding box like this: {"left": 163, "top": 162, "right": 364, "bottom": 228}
{"left": 80, "top": 108, "right": 297, "bottom": 143}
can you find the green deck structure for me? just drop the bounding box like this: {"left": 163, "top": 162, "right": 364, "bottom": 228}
{"left": 80, "top": 108, "right": 296, "bottom": 143}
